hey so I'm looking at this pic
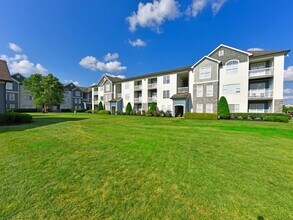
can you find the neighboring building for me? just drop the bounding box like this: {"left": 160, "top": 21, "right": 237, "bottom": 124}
{"left": 5, "top": 77, "right": 19, "bottom": 110}
{"left": 92, "top": 44, "right": 290, "bottom": 115}
{"left": 0, "top": 60, "right": 13, "bottom": 113}
{"left": 80, "top": 86, "right": 93, "bottom": 110}
{"left": 60, "top": 83, "right": 84, "bottom": 110}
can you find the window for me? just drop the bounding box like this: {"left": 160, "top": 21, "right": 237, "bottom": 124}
{"left": 163, "top": 90, "right": 170, "bottom": 99}
{"left": 229, "top": 104, "right": 240, "bottom": 113}
{"left": 226, "top": 60, "right": 239, "bottom": 73}
{"left": 206, "top": 85, "right": 213, "bottom": 97}
{"left": 219, "top": 50, "right": 224, "bottom": 56}
{"left": 78, "top": 99, "right": 81, "bottom": 104}
{"left": 100, "top": 96, "right": 104, "bottom": 101}
{"left": 197, "top": 86, "right": 203, "bottom": 97}
{"left": 199, "top": 66, "right": 211, "bottom": 79}
{"left": 250, "top": 82, "right": 265, "bottom": 90}
{"left": 125, "top": 94, "right": 130, "bottom": 101}
{"left": 23, "top": 95, "right": 32, "bottom": 100}
{"left": 75, "top": 91, "right": 81, "bottom": 96}
{"left": 206, "top": 103, "right": 213, "bottom": 113}
{"left": 9, "top": 104, "right": 15, "bottom": 109}
{"left": 163, "top": 75, "right": 170, "bottom": 84}
{"left": 9, "top": 93, "right": 15, "bottom": 101}
{"left": 100, "top": 87, "right": 104, "bottom": 92}
{"left": 196, "top": 104, "right": 203, "bottom": 113}
{"left": 250, "top": 62, "right": 266, "bottom": 70}
{"left": 223, "top": 84, "right": 241, "bottom": 95}
{"left": 105, "top": 84, "right": 111, "bottom": 92}
{"left": 74, "top": 99, "right": 77, "bottom": 104}
{"left": 125, "top": 82, "right": 130, "bottom": 89}
{"left": 6, "top": 83, "right": 13, "bottom": 90}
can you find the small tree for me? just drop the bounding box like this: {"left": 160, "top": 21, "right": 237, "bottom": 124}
{"left": 98, "top": 101, "right": 104, "bottom": 111}
{"left": 218, "top": 96, "right": 230, "bottom": 119}
{"left": 149, "top": 102, "right": 156, "bottom": 111}
{"left": 126, "top": 102, "right": 132, "bottom": 115}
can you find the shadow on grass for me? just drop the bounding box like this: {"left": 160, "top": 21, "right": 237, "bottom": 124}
{"left": 0, "top": 116, "right": 87, "bottom": 134}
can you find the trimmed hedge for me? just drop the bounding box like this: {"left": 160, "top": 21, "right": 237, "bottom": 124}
{"left": 97, "top": 110, "right": 111, "bottom": 114}
{"left": 60, "top": 109, "right": 72, "bottom": 112}
{"left": 231, "top": 113, "right": 291, "bottom": 121}
{"left": 263, "top": 115, "right": 290, "bottom": 123}
{"left": 184, "top": 113, "right": 218, "bottom": 120}
{"left": 13, "top": 108, "right": 38, "bottom": 113}
{"left": 0, "top": 113, "right": 33, "bottom": 125}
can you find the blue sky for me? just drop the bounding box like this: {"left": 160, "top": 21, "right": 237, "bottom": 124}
{"left": 0, "top": 0, "right": 293, "bottom": 103}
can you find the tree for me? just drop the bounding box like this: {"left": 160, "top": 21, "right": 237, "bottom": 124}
{"left": 24, "top": 73, "right": 64, "bottom": 113}
{"left": 218, "top": 96, "right": 230, "bottom": 119}
{"left": 149, "top": 102, "right": 156, "bottom": 111}
{"left": 98, "top": 101, "right": 104, "bottom": 111}
{"left": 126, "top": 102, "right": 132, "bottom": 115}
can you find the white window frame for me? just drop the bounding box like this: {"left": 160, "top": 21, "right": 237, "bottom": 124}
{"left": 197, "top": 86, "right": 203, "bottom": 97}
{"left": 223, "top": 84, "right": 241, "bottom": 95}
{"left": 9, "top": 93, "right": 15, "bottom": 101}
{"left": 196, "top": 104, "right": 203, "bottom": 113}
{"left": 206, "top": 85, "right": 213, "bottom": 97}
{"left": 206, "top": 103, "right": 213, "bottom": 113}
{"left": 163, "top": 75, "right": 170, "bottom": 84}
{"left": 163, "top": 90, "right": 170, "bottom": 99}
{"left": 105, "top": 84, "right": 111, "bottom": 92}
{"left": 226, "top": 59, "right": 239, "bottom": 73}
{"left": 6, "top": 83, "right": 13, "bottom": 90}
{"left": 219, "top": 50, "right": 224, "bottom": 56}
{"left": 199, "top": 66, "right": 211, "bottom": 79}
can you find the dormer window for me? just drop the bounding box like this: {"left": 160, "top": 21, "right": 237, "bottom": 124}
{"left": 219, "top": 50, "right": 224, "bottom": 56}
{"left": 226, "top": 60, "right": 239, "bottom": 73}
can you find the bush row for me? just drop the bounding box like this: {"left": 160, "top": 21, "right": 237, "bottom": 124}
{"left": 184, "top": 113, "right": 218, "bottom": 120}
{"left": 231, "top": 113, "right": 291, "bottom": 122}
{"left": 12, "top": 108, "right": 39, "bottom": 113}
{"left": 0, "top": 113, "right": 33, "bottom": 125}
{"left": 85, "top": 110, "right": 111, "bottom": 114}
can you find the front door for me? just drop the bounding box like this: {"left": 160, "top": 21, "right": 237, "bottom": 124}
{"left": 175, "top": 106, "right": 184, "bottom": 117}
{"left": 111, "top": 106, "right": 116, "bottom": 114}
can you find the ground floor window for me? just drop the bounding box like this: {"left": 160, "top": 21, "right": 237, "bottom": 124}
{"left": 249, "top": 103, "right": 265, "bottom": 113}
{"left": 229, "top": 104, "right": 240, "bottom": 113}
{"left": 206, "top": 103, "right": 213, "bottom": 113}
{"left": 9, "top": 104, "right": 16, "bottom": 109}
{"left": 196, "top": 104, "right": 203, "bottom": 113}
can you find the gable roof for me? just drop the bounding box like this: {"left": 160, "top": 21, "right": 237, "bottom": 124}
{"left": 0, "top": 60, "right": 13, "bottom": 82}
{"left": 208, "top": 44, "right": 253, "bottom": 57}
{"left": 170, "top": 93, "right": 191, "bottom": 100}
{"left": 11, "top": 73, "right": 27, "bottom": 84}
{"left": 248, "top": 50, "right": 290, "bottom": 58}
{"left": 191, "top": 56, "right": 221, "bottom": 68}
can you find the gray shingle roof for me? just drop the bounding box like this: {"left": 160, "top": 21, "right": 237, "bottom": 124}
{"left": 170, "top": 93, "right": 191, "bottom": 100}
{"left": 109, "top": 97, "right": 122, "bottom": 102}
{"left": 248, "top": 50, "right": 290, "bottom": 58}
{"left": 0, "top": 60, "right": 13, "bottom": 82}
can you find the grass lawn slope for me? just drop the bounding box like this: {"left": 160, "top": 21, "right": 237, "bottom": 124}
{"left": 0, "top": 113, "right": 292, "bottom": 219}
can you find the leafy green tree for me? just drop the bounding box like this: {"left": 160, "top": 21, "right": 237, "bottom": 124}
{"left": 126, "top": 102, "right": 132, "bottom": 115}
{"left": 24, "top": 73, "right": 64, "bottom": 112}
{"left": 149, "top": 102, "right": 156, "bottom": 111}
{"left": 218, "top": 96, "right": 230, "bottom": 119}
{"left": 98, "top": 101, "right": 104, "bottom": 111}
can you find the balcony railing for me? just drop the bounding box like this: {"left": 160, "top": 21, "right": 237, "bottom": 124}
{"left": 148, "top": 83, "right": 157, "bottom": 89}
{"left": 148, "top": 96, "right": 157, "bottom": 102}
{"left": 249, "top": 67, "right": 274, "bottom": 78}
{"left": 134, "top": 97, "right": 142, "bottom": 103}
{"left": 248, "top": 89, "right": 273, "bottom": 98}
{"left": 116, "top": 93, "right": 122, "bottom": 98}
{"left": 249, "top": 109, "right": 271, "bottom": 113}
{"left": 177, "top": 87, "right": 189, "bottom": 94}
{"left": 134, "top": 85, "right": 142, "bottom": 90}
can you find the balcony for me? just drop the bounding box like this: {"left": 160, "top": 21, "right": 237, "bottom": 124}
{"left": 248, "top": 89, "right": 273, "bottom": 99}
{"left": 116, "top": 93, "right": 122, "bottom": 98}
{"left": 177, "top": 87, "right": 189, "bottom": 94}
{"left": 249, "top": 67, "right": 274, "bottom": 78}
{"left": 134, "top": 97, "right": 142, "bottom": 103}
{"left": 248, "top": 109, "right": 271, "bottom": 113}
{"left": 148, "top": 96, "right": 157, "bottom": 102}
{"left": 148, "top": 83, "right": 157, "bottom": 90}
{"left": 134, "top": 85, "right": 142, "bottom": 91}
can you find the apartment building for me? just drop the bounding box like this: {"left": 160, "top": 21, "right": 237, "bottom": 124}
{"left": 0, "top": 60, "right": 13, "bottom": 113}
{"left": 92, "top": 44, "right": 289, "bottom": 116}
{"left": 60, "top": 83, "right": 84, "bottom": 110}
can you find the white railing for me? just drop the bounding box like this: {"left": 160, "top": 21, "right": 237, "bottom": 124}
{"left": 134, "top": 85, "right": 142, "bottom": 90}
{"left": 134, "top": 97, "right": 142, "bottom": 103}
{"left": 249, "top": 109, "right": 271, "bottom": 113}
{"left": 249, "top": 67, "right": 274, "bottom": 77}
{"left": 148, "top": 96, "right": 157, "bottom": 102}
{"left": 116, "top": 93, "right": 122, "bottom": 98}
{"left": 178, "top": 87, "right": 189, "bottom": 94}
{"left": 148, "top": 83, "right": 157, "bottom": 89}
{"left": 248, "top": 89, "right": 273, "bottom": 98}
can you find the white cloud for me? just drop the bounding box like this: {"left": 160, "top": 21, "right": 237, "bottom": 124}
{"left": 79, "top": 54, "right": 127, "bottom": 73}
{"left": 64, "top": 80, "right": 79, "bottom": 86}
{"left": 104, "top": 53, "right": 119, "bottom": 62}
{"left": 129, "top": 39, "right": 147, "bottom": 47}
{"left": 284, "top": 66, "right": 293, "bottom": 81}
{"left": 186, "top": 0, "right": 228, "bottom": 17}
{"left": 9, "top": 43, "right": 22, "bottom": 52}
{"left": 127, "top": 0, "right": 181, "bottom": 33}
{"left": 105, "top": 73, "right": 126, "bottom": 79}
{"left": 247, "top": 48, "right": 264, "bottom": 51}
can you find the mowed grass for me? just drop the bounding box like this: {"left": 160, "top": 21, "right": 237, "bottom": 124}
{"left": 0, "top": 113, "right": 292, "bottom": 219}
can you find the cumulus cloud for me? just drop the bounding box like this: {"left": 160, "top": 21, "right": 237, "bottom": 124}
{"left": 105, "top": 73, "right": 126, "bottom": 79}
{"left": 247, "top": 48, "right": 264, "bottom": 51}
{"left": 104, "top": 53, "right": 119, "bottom": 62}
{"left": 9, "top": 43, "right": 22, "bottom": 52}
{"left": 284, "top": 66, "right": 293, "bottom": 81}
{"left": 64, "top": 79, "right": 80, "bottom": 86}
{"left": 186, "top": 0, "right": 228, "bottom": 17}
{"left": 129, "top": 39, "right": 147, "bottom": 47}
{"left": 1, "top": 43, "right": 48, "bottom": 75}
{"left": 126, "top": 0, "right": 181, "bottom": 33}
{"left": 79, "top": 54, "right": 127, "bottom": 73}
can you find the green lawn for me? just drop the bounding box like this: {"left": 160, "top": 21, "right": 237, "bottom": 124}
{"left": 0, "top": 113, "right": 292, "bottom": 219}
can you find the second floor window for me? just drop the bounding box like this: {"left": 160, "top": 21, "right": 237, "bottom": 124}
{"left": 105, "top": 84, "right": 111, "bottom": 92}
{"left": 75, "top": 91, "right": 81, "bottom": 96}
{"left": 9, "top": 93, "right": 15, "bottom": 101}
{"left": 199, "top": 66, "right": 211, "bottom": 79}
{"left": 163, "top": 75, "right": 170, "bottom": 84}
{"left": 206, "top": 85, "right": 213, "bottom": 97}
{"left": 223, "top": 84, "right": 241, "bottom": 95}
{"left": 226, "top": 60, "right": 239, "bottom": 73}
{"left": 6, "top": 83, "right": 13, "bottom": 90}
{"left": 197, "top": 86, "right": 203, "bottom": 97}
{"left": 163, "top": 90, "right": 170, "bottom": 99}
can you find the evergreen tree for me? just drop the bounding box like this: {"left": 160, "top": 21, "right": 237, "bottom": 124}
{"left": 98, "top": 101, "right": 104, "bottom": 111}
{"left": 126, "top": 102, "right": 132, "bottom": 115}
{"left": 218, "top": 96, "right": 230, "bottom": 119}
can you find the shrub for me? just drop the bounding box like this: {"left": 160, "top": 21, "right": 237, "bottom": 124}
{"left": 60, "top": 109, "right": 72, "bottom": 112}
{"left": 85, "top": 110, "right": 96, "bottom": 113}
{"left": 159, "top": 110, "right": 165, "bottom": 117}
{"left": 231, "top": 113, "right": 291, "bottom": 121}
{"left": 149, "top": 102, "right": 157, "bottom": 111}
{"left": 13, "top": 108, "right": 38, "bottom": 113}
{"left": 126, "top": 102, "right": 132, "bottom": 115}
{"left": 263, "top": 115, "right": 290, "bottom": 123}
{"left": 73, "top": 109, "right": 86, "bottom": 113}
{"left": 136, "top": 110, "right": 142, "bottom": 116}
{"left": 130, "top": 110, "right": 136, "bottom": 115}
{"left": 0, "top": 113, "right": 32, "bottom": 124}
{"left": 141, "top": 110, "right": 146, "bottom": 116}
{"left": 218, "top": 96, "right": 230, "bottom": 119}
{"left": 116, "top": 110, "right": 123, "bottom": 115}
{"left": 184, "top": 113, "right": 218, "bottom": 120}
{"left": 165, "top": 110, "right": 172, "bottom": 117}
{"left": 97, "top": 101, "right": 104, "bottom": 111}
{"left": 97, "top": 110, "right": 111, "bottom": 114}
